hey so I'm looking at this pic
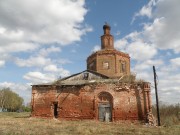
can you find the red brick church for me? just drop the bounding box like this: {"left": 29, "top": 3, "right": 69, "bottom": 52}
{"left": 31, "top": 24, "right": 152, "bottom": 122}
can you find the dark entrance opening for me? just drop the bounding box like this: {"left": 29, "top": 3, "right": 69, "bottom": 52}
{"left": 53, "top": 102, "right": 58, "bottom": 118}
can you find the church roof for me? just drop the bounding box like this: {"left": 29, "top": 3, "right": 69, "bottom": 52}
{"left": 32, "top": 70, "right": 110, "bottom": 86}
{"left": 61, "top": 70, "right": 109, "bottom": 80}
{"left": 87, "top": 49, "right": 130, "bottom": 61}
{"left": 56, "top": 70, "right": 123, "bottom": 86}
{"left": 55, "top": 70, "right": 109, "bottom": 86}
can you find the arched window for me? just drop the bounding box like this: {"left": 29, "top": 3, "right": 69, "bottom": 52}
{"left": 98, "top": 92, "right": 112, "bottom": 103}
{"left": 120, "top": 60, "right": 126, "bottom": 73}
{"left": 98, "top": 92, "right": 113, "bottom": 122}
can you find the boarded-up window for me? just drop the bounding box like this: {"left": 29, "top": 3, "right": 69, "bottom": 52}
{"left": 109, "top": 38, "right": 113, "bottom": 47}
{"left": 104, "top": 38, "right": 108, "bottom": 45}
{"left": 103, "top": 62, "right": 109, "bottom": 69}
{"left": 120, "top": 61, "right": 126, "bottom": 73}
{"left": 83, "top": 72, "right": 89, "bottom": 80}
{"left": 89, "top": 61, "right": 95, "bottom": 70}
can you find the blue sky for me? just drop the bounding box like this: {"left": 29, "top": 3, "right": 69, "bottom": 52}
{"left": 0, "top": 0, "right": 179, "bottom": 104}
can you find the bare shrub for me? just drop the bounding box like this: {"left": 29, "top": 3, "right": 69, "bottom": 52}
{"left": 152, "top": 103, "right": 180, "bottom": 126}
{"left": 119, "top": 73, "right": 136, "bottom": 83}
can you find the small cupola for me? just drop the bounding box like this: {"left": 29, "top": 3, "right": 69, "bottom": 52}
{"left": 87, "top": 24, "right": 130, "bottom": 78}
{"left": 101, "top": 23, "right": 114, "bottom": 49}
{"left": 103, "top": 23, "right": 111, "bottom": 35}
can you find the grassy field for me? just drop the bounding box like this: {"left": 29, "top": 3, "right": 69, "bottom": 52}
{"left": 0, "top": 112, "right": 179, "bottom": 135}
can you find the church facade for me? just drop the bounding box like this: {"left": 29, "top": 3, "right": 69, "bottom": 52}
{"left": 31, "top": 24, "right": 152, "bottom": 122}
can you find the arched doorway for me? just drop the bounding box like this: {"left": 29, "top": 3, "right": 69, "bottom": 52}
{"left": 98, "top": 92, "right": 113, "bottom": 122}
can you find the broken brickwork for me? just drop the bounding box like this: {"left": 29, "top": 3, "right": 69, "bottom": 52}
{"left": 31, "top": 81, "right": 152, "bottom": 121}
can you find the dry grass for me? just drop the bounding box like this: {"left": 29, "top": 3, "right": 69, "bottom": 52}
{"left": 0, "top": 112, "right": 180, "bottom": 135}
{"left": 152, "top": 103, "right": 180, "bottom": 127}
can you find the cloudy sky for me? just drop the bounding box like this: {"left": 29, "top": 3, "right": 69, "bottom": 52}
{"left": 0, "top": 0, "right": 179, "bottom": 104}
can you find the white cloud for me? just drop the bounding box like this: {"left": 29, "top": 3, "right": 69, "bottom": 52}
{"left": 15, "top": 56, "right": 52, "bottom": 67}
{"left": 125, "top": 0, "right": 180, "bottom": 104}
{"left": 43, "top": 65, "right": 58, "bottom": 72}
{"left": 0, "top": 27, "right": 24, "bottom": 43}
{"left": 14, "top": 45, "right": 69, "bottom": 69}
{"left": 43, "top": 64, "right": 70, "bottom": 77}
{"left": 92, "top": 45, "right": 100, "bottom": 52}
{"left": 170, "top": 57, "right": 180, "bottom": 67}
{"left": 115, "top": 31, "right": 157, "bottom": 61}
{"left": 132, "top": 0, "right": 180, "bottom": 53}
{"left": 0, "top": 60, "right": 5, "bottom": 67}
{"left": 43, "top": 64, "right": 70, "bottom": 75}
{"left": 142, "top": 0, "right": 180, "bottom": 53}
{"left": 127, "top": 41, "right": 157, "bottom": 61}
{"left": 134, "top": 68, "right": 180, "bottom": 104}
{"left": 136, "top": 4, "right": 152, "bottom": 18}
{"left": 132, "top": 0, "right": 157, "bottom": 22}
{"left": 0, "top": 82, "right": 31, "bottom": 104}
{"left": 0, "top": 0, "right": 92, "bottom": 66}
{"left": 13, "top": 45, "right": 71, "bottom": 85}
{"left": 23, "top": 72, "right": 55, "bottom": 84}
{"left": 125, "top": 31, "right": 140, "bottom": 41}
{"left": 56, "top": 68, "right": 70, "bottom": 78}
{"left": 23, "top": 69, "right": 70, "bottom": 84}
{"left": 39, "top": 46, "right": 61, "bottom": 57}
{"left": 0, "top": 42, "right": 38, "bottom": 53}
{"left": 0, "top": 0, "right": 91, "bottom": 45}
{"left": 136, "top": 72, "right": 152, "bottom": 81}
{"left": 114, "top": 38, "right": 127, "bottom": 51}
{"left": 0, "top": 27, "right": 6, "bottom": 34}
{"left": 0, "top": 54, "right": 10, "bottom": 67}
{"left": 133, "top": 59, "right": 163, "bottom": 71}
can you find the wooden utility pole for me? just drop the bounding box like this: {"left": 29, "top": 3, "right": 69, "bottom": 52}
{"left": 153, "top": 66, "right": 161, "bottom": 126}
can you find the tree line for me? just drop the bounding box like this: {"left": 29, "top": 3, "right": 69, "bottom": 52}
{"left": 0, "top": 88, "right": 24, "bottom": 112}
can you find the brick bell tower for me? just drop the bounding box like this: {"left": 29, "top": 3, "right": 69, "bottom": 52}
{"left": 101, "top": 23, "right": 114, "bottom": 50}
{"left": 87, "top": 23, "right": 130, "bottom": 78}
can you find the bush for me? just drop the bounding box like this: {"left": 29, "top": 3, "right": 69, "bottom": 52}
{"left": 21, "top": 103, "right": 32, "bottom": 112}
{"left": 152, "top": 103, "right": 180, "bottom": 126}
{"left": 23, "top": 106, "right": 31, "bottom": 112}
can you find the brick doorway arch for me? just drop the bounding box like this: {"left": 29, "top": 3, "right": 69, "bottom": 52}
{"left": 98, "top": 92, "right": 113, "bottom": 122}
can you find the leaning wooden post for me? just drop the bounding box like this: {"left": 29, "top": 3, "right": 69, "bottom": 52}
{"left": 153, "top": 66, "right": 161, "bottom": 126}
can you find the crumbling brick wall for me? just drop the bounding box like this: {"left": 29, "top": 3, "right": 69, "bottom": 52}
{"left": 31, "top": 82, "right": 151, "bottom": 121}
{"left": 31, "top": 85, "right": 56, "bottom": 117}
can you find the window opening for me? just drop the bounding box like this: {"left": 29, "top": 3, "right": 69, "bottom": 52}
{"left": 83, "top": 72, "right": 89, "bottom": 80}
{"left": 120, "top": 61, "right": 126, "bottom": 73}
{"left": 103, "top": 62, "right": 109, "bottom": 69}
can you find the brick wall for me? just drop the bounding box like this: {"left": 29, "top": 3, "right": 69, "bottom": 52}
{"left": 87, "top": 50, "right": 130, "bottom": 78}
{"left": 31, "top": 82, "right": 151, "bottom": 122}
